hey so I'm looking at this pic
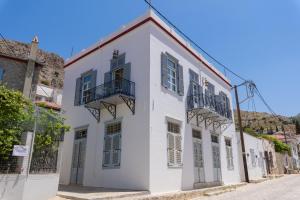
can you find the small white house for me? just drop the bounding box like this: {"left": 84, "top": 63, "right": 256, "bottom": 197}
{"left": 60, "top": 10, "right": 241, "bottom": 193}
{"left": 237, "top": 132, "right": 277, "bottom": 181}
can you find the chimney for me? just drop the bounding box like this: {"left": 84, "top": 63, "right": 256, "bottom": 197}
{"left": 28, "top": 36, "right": 39, "bottom": 60}
{"left": 23, "top": 36, "right": 39, "bottom": 98}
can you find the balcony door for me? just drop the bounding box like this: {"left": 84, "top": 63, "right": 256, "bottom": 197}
{"left": 112, "top": 68, "right": 124, "bottom": 92}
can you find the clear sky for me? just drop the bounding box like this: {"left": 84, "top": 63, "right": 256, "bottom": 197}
{"left": 1, "top": 0, "right": 299, "bottom": 117}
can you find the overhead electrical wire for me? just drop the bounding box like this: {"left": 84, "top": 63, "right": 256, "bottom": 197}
{"left": 143, "top": 0, "right": 282, "bottom": 121}
{"left": 143, "top": 0, "right": 247, "bottom": 82}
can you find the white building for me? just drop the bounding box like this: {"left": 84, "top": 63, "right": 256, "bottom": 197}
{"left": 35, "top": 84, "right": 62, "bottom": 110}
{"left": 60, "top": 10, "right": 241, "bottom": 193}
{"left": 237, "top": 132, "right": 277, "bottom": 181}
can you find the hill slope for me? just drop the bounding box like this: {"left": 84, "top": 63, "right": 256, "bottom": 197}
{"left": 234, "top": 110, "right": 296, "bottom": 133}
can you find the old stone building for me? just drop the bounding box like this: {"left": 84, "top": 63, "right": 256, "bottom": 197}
{"left": 0, "top": 37, "right": 64, "bottom": 109}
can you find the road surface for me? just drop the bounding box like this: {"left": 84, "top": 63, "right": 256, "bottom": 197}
{"left": 194, "top": 174, "right": 300, "bottom": 200}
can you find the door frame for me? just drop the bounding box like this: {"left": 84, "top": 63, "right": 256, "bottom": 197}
{"left": 192, "top": 128, "right": 205, "bottom": 184}
{"left": 70, "top": 126, "right": 88, "bottom": 185}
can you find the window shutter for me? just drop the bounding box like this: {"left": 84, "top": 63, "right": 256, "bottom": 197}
{"left": 112, "top": 134, "right": 121, "bottom": 150}
{"left": 110, "top": 59, "right": 118, "bottom": 71}
{"left": 104, "top": 72, "right": 112, "bottom": 83}
{"left": 226, "top": 146, "right": 230, "bottom": 169}
{"left": 177, "top": 64, "right": 184, "bottom": 96}
{"left": 175, "top": 135, "right": 182, "bottom": 165}
{"left": 230, "top": 147, "right": 234, "bottom": 169}
{"left": 161, "top": 52, "right": 169, "bottom": 88}
{"left": 90, "top": 70, "right": 97, "bottom": 100}
{"left": 123, "top": 63, "right": 131, "bottom": 81}
{"left": 118, "top": 53, "right": 126, "bottom": 66}
{"left": 91, "top": 70, "right": 97, "bottom": 88}
{"left": 167, "top": 133, "right": 175, "bottom": 166}
{"left": 112, "top": 134, "right": 121, "bottom": 166}
{"left": 74, "top": 77, "right": 82, "bottom": 106}
{"left": 103, "top": 136, "right": 112, "bottom": 166}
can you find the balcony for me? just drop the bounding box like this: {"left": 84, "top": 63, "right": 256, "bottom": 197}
{"left": 187, "top": 93, "right": 232, "bottom": 129}
{"left": 83, "top": 79, "right": 135, "bottom": 122}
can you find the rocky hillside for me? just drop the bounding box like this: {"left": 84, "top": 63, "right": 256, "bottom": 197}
{"left": 0, "top": 39, "right": 64, "bottom": 89}
{"left": 234, "top": 110, "right": 296, "bottom": 133}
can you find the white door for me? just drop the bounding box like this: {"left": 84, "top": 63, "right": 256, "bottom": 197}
{"left": 193, "top": 138, "right": 205, "bottom": 183}
{"left": 211, "top": 135, "right": 221, "bottom": 182}
{"left": 70, "top": 130, "right": 87, "bottom": 185}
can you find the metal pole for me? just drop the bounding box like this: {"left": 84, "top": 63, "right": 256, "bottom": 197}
{"left": 27, "top": 106, "right": 38, "bottom": 176}
{"left": 234, "top": 85, "right": 250, "bottom": 183}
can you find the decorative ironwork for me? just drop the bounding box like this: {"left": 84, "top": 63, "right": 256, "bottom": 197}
{"left": 83, "top": 78, "right": 136, "bottom": 122}
{"left": 85, "top": 106, "right": 101, "bottom": 122}
{"left": 0, "top": 155, "right": 20, "bottom": 174}
{"left": 120, "top": 95, "right": 135, "bottom": 114}
{"left": 30, "top": 142, "right": 59, "bottom": 173}
{"left": 100, "top": 101, "right": 116, "bottom": 119}
{"left": 187, "top": 92, "right": 233, "bottom": 129}
{"left": 84, "top": 78, "right": 135, "bottom": 103}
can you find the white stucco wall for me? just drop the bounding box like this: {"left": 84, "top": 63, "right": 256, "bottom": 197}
{"left": 236, "top": 132, "right": 279, "bottom": 181}
{"left": 148, "top": 15, "right": 240, "bottom": 193}
{"left": 60, "top": 22, "right": 151, "bottom": 191}
{"left": 0, "top": 174, "right": 59, "bottom": 200}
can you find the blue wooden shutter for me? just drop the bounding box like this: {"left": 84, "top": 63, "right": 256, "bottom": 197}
{"left": 74, "top": 77, "right": 82, "bottom": 106}
{"left": 161, "top": 52, "right": 169, "bottom": 88}
{"left": 110, "top": 59, "right": 118, "bottom": 71}
{"left": 90, "top": 70, "right": 97, "bottom": 100}
{"left": 104, "top": 72, "right": 112, "bottom": 83}
{"left": 167, "top": 133, "right": 175, "bottom": 166}
{"left": 177, "top": 64, "right": 184, "bottom": 96}
{"left": 112, "top": 134, "right": 121, "bottom": 166}
{"left": 123, "top": 63, "right": 131, "bottom": 81}
{"left": 91, "top": 70, "right": 97, "bottom": 88}
{"left": 103, "top": 136, "right": 112, "bottom": 167}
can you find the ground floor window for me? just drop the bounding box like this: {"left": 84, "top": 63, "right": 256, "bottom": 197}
{"left": 103, "top": 122, "right": 121, "bottom": 168}
{"left": 225, "top": 138, "right": 234, "bottom": 170}
{"left": 167, "top": 122, "right": 182, "bottom": 167}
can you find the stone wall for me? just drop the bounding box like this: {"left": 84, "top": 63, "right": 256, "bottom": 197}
{"left": 0, "top": 56, "right": 27, "bottom": 91}
{"left": 0, "top": 39, "right": 64, "bottom": 91}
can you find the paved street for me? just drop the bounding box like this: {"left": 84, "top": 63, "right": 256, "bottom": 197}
{"left": 193, "top": 175, "right": 300, "bottom": 200}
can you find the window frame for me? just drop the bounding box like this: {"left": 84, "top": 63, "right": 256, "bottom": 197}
{"left": 102, "top": 121, "right": 122, "bottom": 169}
{"left": 81, "top": 74, "right": 92, "bottom": 104}
{"left": 166, "top": 56, "right": 177, "bottom": 92}
{"left": 167, "top": 121, "right": 182, "bottom": 168}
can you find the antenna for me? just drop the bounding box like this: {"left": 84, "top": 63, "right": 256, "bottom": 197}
{"left": 70, "top": 47, "right": 74, "bottom": 57}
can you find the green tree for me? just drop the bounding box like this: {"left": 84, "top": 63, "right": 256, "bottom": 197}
{"left": 0, "top": 85, "right": 34, "bottom": 159}
{"left": 0, "top": 85, "right": 70, "bottom": 160}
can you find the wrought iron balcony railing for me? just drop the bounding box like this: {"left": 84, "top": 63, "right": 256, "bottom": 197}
{"left": 187, "top": 93, "right": 232, "bottom": 120}
{"left": 83, "top": 78, "right": 135, "bottom": 104}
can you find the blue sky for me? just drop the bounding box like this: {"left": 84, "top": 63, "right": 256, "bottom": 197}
{"left": 1, "top": 0, "right": 299, "bottom": 116}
